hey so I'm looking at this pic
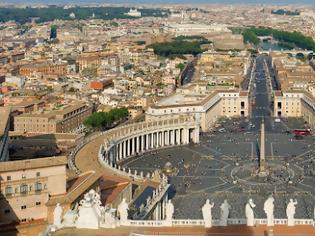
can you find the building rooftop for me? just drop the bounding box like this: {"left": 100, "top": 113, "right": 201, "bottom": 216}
{"left": 0, "top": 156, "right": 67, "bottom": 173}
{"left": 0, "top": 107, "right": 10, "bottom": 138}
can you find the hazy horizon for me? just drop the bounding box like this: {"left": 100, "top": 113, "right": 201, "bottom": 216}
{"left": 1, "top": 0, "right": 315, "bottom": 6}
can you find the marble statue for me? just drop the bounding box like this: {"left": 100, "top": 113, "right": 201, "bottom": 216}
{"left": 53, "top": 203, "right": 63, "bottom": 228}
{"left": 264, "top": 196, "right": 275, "bottom": 226}
{"left": 219, "top": 200, "right": 231, "bottom": 226}
{"left": 62, "top": 203, "right": 79, "bottom": 227}
{"left": 202, "top": 199, "right": 214, "bottom": 228}
{"left": 286, "top": 199, "right": 297, "bottom": 226}
{"left": 76, "top": 189, "right": 103, "bottom": 229}
{"left": 245, "top": 198, "right": 256, "bottom": 226}
{"left": 102, "top": 206, "right": 117, "bottom": 228}
{"left": 165, "top": 199, "right": 174, "bottom": 226}
{"left": 165, "top": 200, "right": 174, "bottom": 221}
{"left": 117, "top": 198, "right": 129, "bottom": 224}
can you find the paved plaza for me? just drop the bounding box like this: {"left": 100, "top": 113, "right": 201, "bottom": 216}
{"left": 122, "top": 119, "right": 315, "bottom": 220}
{"left": 123, "top": 55, "right": 315, "bottom": 221}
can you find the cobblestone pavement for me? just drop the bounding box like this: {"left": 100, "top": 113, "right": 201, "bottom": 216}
{"left": 123, "top": 123, "right": 315, "bottom": 219}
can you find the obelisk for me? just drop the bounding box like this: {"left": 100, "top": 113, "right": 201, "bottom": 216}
{"left": 259, "top": 119, "right": 266, "bottom": 176}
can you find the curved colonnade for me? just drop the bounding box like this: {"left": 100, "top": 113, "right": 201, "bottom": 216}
{"left": 97, "top": 116, "right": 200, "bottom": 181}
{"left": 69, "top": 116, "right": 200, "bottom": 182}
{"left": 102, "top": 117, "right": 200, "bottom": 164}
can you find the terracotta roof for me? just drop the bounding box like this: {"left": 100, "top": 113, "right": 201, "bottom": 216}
{"left": 101, "top": 182, "right": 129, "bottom": 205}
{"left": 0, "top": 156, "right": 67, "bottom": 172}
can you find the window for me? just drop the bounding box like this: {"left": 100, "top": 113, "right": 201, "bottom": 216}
{"left": 36, "top": 202, "right": 41, "bottom": 206}
{"left": 35, "top": 182, "right": 42, "bottom": 192}
{"left": 4, "top": 209, "right": 10, "bottom": 214}
{"left": 22, "top": 174, "right": 26, "bottom": 179}
{"left": 21, "top": 205, "right": 26, "bottom": 210}
{"left": 36, "top": 172, "right": 40, "bottom": 177}
{"left": 6, "top": 176, "right": 11, "bottom": 181}
{"left": 5, "top": 186, "right": 13, "bottom": 195}
{"left": 20, "top": 184, "right": 28, "bottom": 194}
{"left": 21, "top": 219, "right": 27, "bottom": 222}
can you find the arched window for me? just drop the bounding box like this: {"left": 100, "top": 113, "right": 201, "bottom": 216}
{"left": 35, "top": 182, "right": 42, "bottom": 192}
{"left": 20, "top": 184, "right": 28, "bottom": 194}
{"left": 5, "top": 186, "right": 13, "bottom": 195}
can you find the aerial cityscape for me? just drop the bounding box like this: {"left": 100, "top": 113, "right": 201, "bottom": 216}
{"left": 0, "top": 1, "right": 315, "bottom": 236}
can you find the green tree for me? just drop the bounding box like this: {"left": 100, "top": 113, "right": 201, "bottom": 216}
{"left": 243, "top": 29, "right": 259, "bottom": 45}
{"left": 84, "top": 108, "right": 129, "bottom": 129}
{"left": 176, "top": 63, "right": 185, "bottom": 71}
{"left": 110, "top": 21, "right": 119, "bottom": 27}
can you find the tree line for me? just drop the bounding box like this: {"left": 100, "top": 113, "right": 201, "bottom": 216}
{"left": 0, "top": 7, "right": 168, "bottom": 24}
{"left": 241, "top": 27, "right": 315, "bottom": 51}
{"left": 83, "top": 107, "right": 129, "bottom": 129}
{"left": 271, "top": 9, "right": 300, "bottom": 16}
{"left": 149, "top": 36, "right": 210, "bottom": 57}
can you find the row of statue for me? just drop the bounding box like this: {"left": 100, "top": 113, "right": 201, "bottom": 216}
{"left": 52, "top": 190, "right": 306, "bottom": 230}
{"left": 200, "top": 196, "right": 299, "bottom": 227}
{"left": 165, "top": 196, "right": 300, "bottom": 227}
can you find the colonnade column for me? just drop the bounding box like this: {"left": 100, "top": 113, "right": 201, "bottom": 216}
{"left": 163, "top": 194, "right": 168, "bottom": 219}
{"left": 161, "top": 131, "right": 165, "bottom": 147}
{"left": 127, "top": 139, "right": 130, "bottom": 156}
{"left": 175, "top": 129, "right": 180, "bottom": 145}
{"left": 154, "top": 202, "right": 161, "bottom": 220}
{"left": 141, "top": 135, "right": 145, "bottom": 152}
{"left": 136, "top": 136, "right": 140, "bottom": 153}
{"left": 192, "top": 127, "right": 200, "bottom": 143}
{"left": 122, "top": 140, "right": 126, "bottom": 158}
{"left": 170, "top": 130, "right": 175, "bottom": 145}
{"left": 151, "top": 133, "right": 154, "bottom": 149}
{"left": 131, "top": 138, "right": 135, "bottom": 155}
{"left": 182, "top": 128, "right": 188, "bottom": 144}
{"left": 164, "top": 131, "right": 167, "bottom": 146}
{"left": 146, "top": 134, "right": 149, "bottom": 150}
{"left": 156, "top": 132, "right": 159, "bottom": 148}
{"left": 119, "top": 143, "right": 123, "bottom": 160}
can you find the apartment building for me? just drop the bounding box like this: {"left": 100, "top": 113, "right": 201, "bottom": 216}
{"left": 76, "top": 52, "right": 102, "bottom": 73}
{"left": 0, "top": 107, "right": 10, "bottom": 162}
{"left": 197, "top": 51, "right": 251, "bottom": 86}
{"left": 19, "top": 62, "right": 68, "bottom": 77}
{"left": 274, "top": 90, "right": 315, "bottom": 129}
{"left": 0, "top": 156, "right": 67, "bottom": 224}
{"left": 272, "top": 53, "right": 315, "bottom": 129}
{"left": 146, "top": 84, "right": 249, "bottom": 131}
{"left": 14, "top": 102, "right": 92, "bottom": 134}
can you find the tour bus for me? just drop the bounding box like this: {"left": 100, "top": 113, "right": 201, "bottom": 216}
{"left": 293, "top": 129, "right": 311, "bottom": 136}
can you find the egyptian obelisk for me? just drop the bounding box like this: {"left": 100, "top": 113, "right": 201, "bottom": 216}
{"left": 259, "top": 119, "right": 266, "bottom": 176}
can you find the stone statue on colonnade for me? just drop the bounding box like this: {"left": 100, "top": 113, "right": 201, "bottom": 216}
{"left": 286, "top": 199, "right": 298, "bottom": 226}
{"left": 245, "top": 198, "right": 256, "bottom": 226}
{"left": 118, "top": 198, "right": 129, "bottom": 225}
{"left": 165, "top": 199, "right": 174, "bottom": 226}
{"left": 219, "top": 199, "right": 230, "bottom": 226}
{"left": 264, "top": 195, "right": 275, "bottom": 226}
{"left": 53, "top": 203, "right": 63, "bottom": 228}
{"left": 202, "top": 199, "right": 214, "bottom": 228}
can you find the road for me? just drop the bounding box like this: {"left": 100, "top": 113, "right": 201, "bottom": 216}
{"left": 250, "top": 55, "right": 274, "bottom": 131}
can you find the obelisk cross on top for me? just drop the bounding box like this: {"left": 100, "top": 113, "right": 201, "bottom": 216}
{"left": 259, "top": 118, "right": 266, "bottom": 174}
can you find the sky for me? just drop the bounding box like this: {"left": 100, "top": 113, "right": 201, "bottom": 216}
{"left": 1, "top": 0, "right": 315, "bottom": 5}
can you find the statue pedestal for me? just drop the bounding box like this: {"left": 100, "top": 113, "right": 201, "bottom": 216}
{"left": 76, "top": 206, "right": 100, "bottom": 229}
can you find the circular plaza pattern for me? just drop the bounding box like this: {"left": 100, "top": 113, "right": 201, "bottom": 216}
{"left": 120, "top": 118, "right": 315, "bottom": 220}
{"left": 230, "top": 161, "right": 297, "bottom": 187}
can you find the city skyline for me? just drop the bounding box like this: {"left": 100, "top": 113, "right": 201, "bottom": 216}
{"left": 1, "top": 0, "right": 315, "bottom": 6}
{"left": 0, "top": 2, "right": 315, "bottom": 236}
